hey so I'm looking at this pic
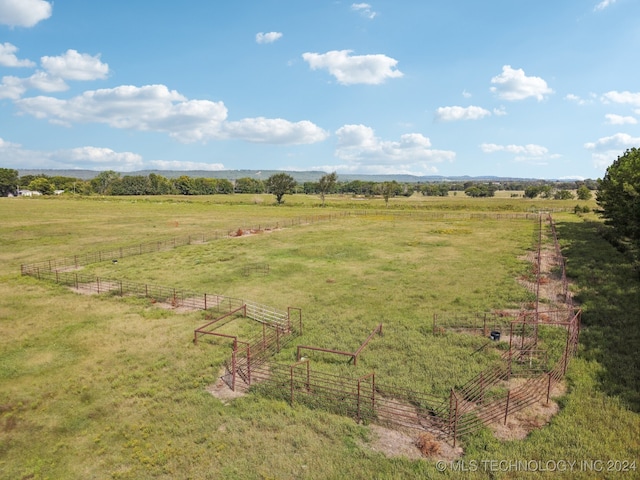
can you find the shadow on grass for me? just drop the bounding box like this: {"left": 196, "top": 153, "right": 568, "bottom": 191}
{"left": 557, "top": 219, "right": 640, "bottom": 412}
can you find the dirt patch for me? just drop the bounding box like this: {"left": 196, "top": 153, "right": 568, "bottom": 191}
{"left": 489, "top": 380, "right": 566, "bottom": 441}
{"left": 71, "top": 280, "right": 121, "bottom": 295}
{"left": 206, "top": 369, "right": 249, "bottom": 404}
{"left": 363, "top": 424, "right": 463, "bottom": 461}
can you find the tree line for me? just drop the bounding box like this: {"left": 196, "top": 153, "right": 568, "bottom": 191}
{"left": 0, "top": 168, "right": 597, "bottom": 201}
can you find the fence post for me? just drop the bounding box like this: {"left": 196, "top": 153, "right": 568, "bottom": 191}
{"left": 75, "top": 273, "right": 78, "bottom": 290}
{"left": 204, "top": 293, "right": 207, "bottom": 311}
{"left": 504, "top": 391, "right": 511, "bottom": 425}
{"left": 483, "top": 313, "right": 488, "bottom": 337}
{"left": 357, "top": 379, "right": 361, "bottom": 422}
{"left": 97, "top": 277, "right": 100, "bottom": 294}
{"left": 290, "top": 365, "right": 295, "bottom": 405}
{"left": 276, "top": 327, "right": 281, "bottom": 353}
{"left": 563, "top": 325, "right": 571, "bottom": 374}
{"left": 546, "top": 372, "right": 552, "bottom": 405}
{"left": 231, "top": 346, "right": 237, "bottom": 392}
{"left": 246, "top": 345, "right": 251, "bottom": 386}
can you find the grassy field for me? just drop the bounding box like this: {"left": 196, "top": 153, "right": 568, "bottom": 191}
{"left": 0, "top": 194, "right": 638, "bottom": 479}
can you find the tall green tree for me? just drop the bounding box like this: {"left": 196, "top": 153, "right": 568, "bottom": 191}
{"left": 577, "top": 185, "right": 593, "bottom": 201}
{"left": 266, "top": 173, "right": 296, "bottom": 204}
{"left": 317, "top": 172, "right": 337, "bottom": 206}
{"left": 91, "top": 170, "right": 121, "bottom": 194}
{"left": 0, "top": 168, "right": 18, "bottom": 196}
{"left": 597, "top": 147, "right": 640, "bottom": 252}
{"left": 28, "top": 177, "right": 54, "bottom": 195}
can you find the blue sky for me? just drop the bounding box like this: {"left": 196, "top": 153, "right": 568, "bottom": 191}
{"left": 1, "top": 0, "right": 639, "bottom": 179}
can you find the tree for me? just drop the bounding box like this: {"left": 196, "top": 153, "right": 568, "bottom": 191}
{"left": 235, "top": 177, "right": 265, "bottom": 193}
{"left": 317, "top": 172, "right": 337, "bottom": 207}
{"left": 577, "top": 185, "right": 592, "bottom": 201}
{"left": 0, "top": 168, "right": 18, "bottom": 196}
{"left": 266, "top": 173, "right": 297, "bottom": 204}
{"left": 553, "top": 189, "right": 574, "bottom": 200}
{"left": 379, "top": 181, "right": 400, "bottom": 207}
{"left": 28, "top": 177, "right": 54, "bottom": 195}
{"left": 91, "top": 170, "right": 121, "bottom": 194}
{"left": 596, "top": 147, "right": 640, "bottom": 251}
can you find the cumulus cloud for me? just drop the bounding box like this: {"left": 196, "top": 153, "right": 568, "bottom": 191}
{"left": 601, "top": 90, "right": 640, "bottom": 107}
{"left": 0, "top": 75, "right": 27, "bottom": 99}
{"left": 334, "top": 124, "right": 455, "bottom": 174}
{"left": 302, "top": 50, "right": 403, "bottom": 85}
{"left": 41, "top": 50, "right": 109, "bottom": 81}
{"left": 480, "top": 142, "right": 558, "bottom": 165}
{"left": 0, "top": 42, "right": 35, "bottom": 67}
{"left": 223, "top": 117, "right": 329, "bottom": 144}
{"left": 594, "top": 0, "right": 616, "bottom": 11}
{"left": 16, "top": 83, "right": 329, "bottom": 146}
{"left": 148, "top": 160, "right": 225, "bottom": 171}
{"left": 0, "top": 49, "right": 110, "bottom": 99}
{"left": 17, "top": 84, "right": 229, "bottom": 142}
{"left": 480, "top": 143, "right": 550, "bottom": 156}
{"left": 0, "top": 0, "right": 52, "bottom": 27}
{"left": 490, "top": 65, "right": 553, "bottom": 101}
{"left": 255, "top": 31, "right": 283, "bottom": 44}
{"left": 584, "top": 132, "right": 640, "bottom": 169}
{"left": 66, "top": 146, "right": 143, "bottom": 169}
{"left": 351, "top": 3, "right": 377, "bottom": 19}
{"left": 435, "top": 105, "right": 492, "bottom": 122}
{"left": 0, "top": 137, "right": 143, "bottom": 170}
{"left": 605, "top": 113, "right": 637, "bottom": 125}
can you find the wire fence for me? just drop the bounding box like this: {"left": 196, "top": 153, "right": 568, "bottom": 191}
{"left": 20, "top": 210, "right": 578, "bottom": 447}
{"left": 228, "top": 214, "right": 580, "bottom": 446}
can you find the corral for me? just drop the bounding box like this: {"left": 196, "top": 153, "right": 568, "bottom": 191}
{"left": 20, "top": 211, "right": 578, "bottom": 451}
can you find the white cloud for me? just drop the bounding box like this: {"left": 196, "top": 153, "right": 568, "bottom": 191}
{"left": 0, "top": 75, "right": 26, "bottom": 99}
{"left": 594, "top": 0, "right": 616, "bottom": 12}
{"left": 462, "top": 89, "right": 472, "bottom": 98}
{"left": 435, "top": 105, "right": 491, "bottom": 122}
{"left": 605, "top": 113, "right": 637, "bottom": 125}
{"left": 490, "top": 65, "right": 553, "bottom": 101}
{"left": 255, "top": 32, "right": 283, "bottom": 44}
{"left": 16, "top": 83, "right": 329, "bottom": 146}
{"left": 601, "top": 90, "right": 640, "bottom": 107}
{"left": 302, "top": 50, "right": 403, "bottom": 85}
{"left": 0, "top": 49, "right": 109, "bottom": 99}
{"left": 480, "top": 142, "right": 557, "bottom": 165}
{"left": 351, "top": 3, "right": 377, "bottom": 19}
{"left": 41, "top": 50, "right": 109, "bottom": 81}
{"left": 0, "top": 0, "right": 52, "bottom": 27}
{"left": 0, "top": 42, "right": 35, "bottom": 67}
{"left": 0, "top": 138, "right": 143, "bottom": 170}
{"left": 493, "top": 106, "right": 507, "bottom": 116}
{"left": 66, "top": 146, "right": 143, "bottom": 170}
{"left": 334, "top": 124, "right": 455, "bottom": 174}
{"left": 16, "top": 84, "right": 228, "bottom": 141}
{"left": 0, "top": 136, "right": 20, "bottom": 148}
{"left": 148, "top": 160, "right": 225, "bottom": 171}
{"left": 584, "top": 132, "right": 640, "bottom": 169}
{"left": 223, "top": 117, "right": 329, "bottom": 144}
{"left": 480, "top": 143, "right": 549, "bottom": 156}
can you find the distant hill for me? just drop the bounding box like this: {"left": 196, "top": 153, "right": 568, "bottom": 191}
{"left": 17, "top": 169, "right": 544, "bottom": 183}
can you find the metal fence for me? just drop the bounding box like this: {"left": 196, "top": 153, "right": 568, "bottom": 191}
{"left": 20, "top": 210, "right": 579, "bottom": 447}
{"left": 230, "top": 214, "right": 580, "bottom": 446}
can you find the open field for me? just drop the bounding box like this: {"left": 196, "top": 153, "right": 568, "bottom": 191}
{"left": 1, "top": 194, "right": 638, "bottom": 479}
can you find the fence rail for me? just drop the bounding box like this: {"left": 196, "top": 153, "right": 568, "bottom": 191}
{"left": 21, "top": 211, "right": 579, "bottom": 447}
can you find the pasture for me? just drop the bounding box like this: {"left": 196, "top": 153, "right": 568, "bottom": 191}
{"left": 0, "top": 194, "right": 638, "bottom": 479}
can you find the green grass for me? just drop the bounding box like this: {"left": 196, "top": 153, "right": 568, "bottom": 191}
{"left": 0, "top": 195, "right": 638, "bottom": 479}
